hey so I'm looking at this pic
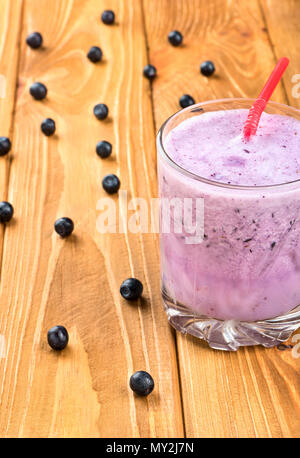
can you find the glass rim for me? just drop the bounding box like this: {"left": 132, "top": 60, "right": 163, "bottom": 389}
{"left": 157, "top": 98, "right": 300, "bottom": 191}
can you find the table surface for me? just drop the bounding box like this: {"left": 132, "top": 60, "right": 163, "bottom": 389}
{"left": 0, "top": 0, "right": 299, "bottom": 438}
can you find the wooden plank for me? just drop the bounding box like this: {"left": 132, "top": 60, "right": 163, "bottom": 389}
{"left": 144, "top": 0, "right": 300, "bottom": 438}
{"left": 0, "top": 0, "right": 23, "bottom": 259}
{"left": 0, "top": 0, "right": 184, "bottom": 438}
{"left": 259, "top": 0, "right": 300, "bottom": 109}
{"left": 144, "top": 0, "right": 286, "bottom": 125}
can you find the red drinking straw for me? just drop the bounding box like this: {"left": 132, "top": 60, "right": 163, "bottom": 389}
{"left": 243, "top": 57, "right": 289, "bottom": 140}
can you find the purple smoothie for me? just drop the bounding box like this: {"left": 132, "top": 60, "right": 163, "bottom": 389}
{"left": 159, "top": 107, "right": 300, "bottom": 321}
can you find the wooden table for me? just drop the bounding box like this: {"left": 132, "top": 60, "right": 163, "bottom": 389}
{"left": 0, "top": 0, "right": 299, "bottom": 438}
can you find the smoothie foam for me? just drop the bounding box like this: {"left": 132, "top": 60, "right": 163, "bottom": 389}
{"left": 165, "top": 109, "right": 300, "bottom": 186}
{"left": 159, "top": 107, "right": 300, "bottom": 321}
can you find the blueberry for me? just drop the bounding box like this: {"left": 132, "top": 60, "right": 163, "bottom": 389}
{"left": 54, "top": 217, "right": 74, "bottom": 238}
{"left": 87, "top": 46, "right": 103, "bottom": 63}
{"left": 0, "top": 201, "right": 14, "bottom": 223}
{"left": 179, "top": 94, "right": 195, "bottom": 108}
{"left": 120, "top": 278, "right": 143, "bottom": 300}
{"left": 47, "top": 325, "right": 69, "bottom": 351}
{"left": 129, "top": 371, "right": 154, "bottom": 396}
{"left": 0, "top": 137, "right": 11, "bottom": 156}
{"left": 102, "top": 174, "right": 120, "bottom": 194}
{"left": 26, "top": 32, "right": 43, "bottom": 49}
{"left": 143, "top": 64, "right": 157, "bottom": 80}
{"left": 96, "top": 141, "right": 112, "bottom": 159}
{"left": 93, "top": 103, "right": 109, "bottom": 120}
{"left": 101, "top": 10, "right": 115, "bottom": 25}
{"left": 200, "top": 60, "right": 215, "bottom": 77}
{"left": 41, "top": 118, "right": 56, "bottom": 136}
{"left": 30, "top": 82, "right": 47, "bottom": 100}
{"left": 168, "top": 30, "right": 183, "bottom": 46}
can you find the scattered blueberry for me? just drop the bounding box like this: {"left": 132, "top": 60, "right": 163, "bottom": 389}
{"left": 101, "top": 10, "right": 115, "bottom": 25}
{"left": 143, "top": 64, "right": 157, "bottom": 80}
{"left": 30, "top": 82, "right": 47, "bottom": 100}
{"left": 179, "top": 94, "right": 195, "bottom": 108}
{"left": 47, "top": 325, "right": 69, "bottom": 351}
{"left": 0, "top": 202, "right": 14, "bottom": 223}
{"left": 120, "top": 278, "right": 143, "bottom": 300}
{"left": 277, "top": 343, "right": 293, "bottom": 351}
{"left": 26, "top": 32, "right": 43, "bottom": 49}
{"left": 96, "top": 141, "right": 112, "bottom": 159}
{"left": 87, "top": 46, "right": 103, "bottom": 63}
{"left": 200, "top": 60, "right": 215, "bottom": 77}
{"left": 168, "top": 30, "right": 183, "bottom": 46}
{"left": 54, "top": 217, "right": 74, "bottom": 238}
{"left": 129, "top": 371, "right": 154, "bottom": 396}
{"left": 0, "top": 137, "right": 11, "bottom": 156}
{"left": 41, "top": 118, "right": 56, "bottom": 136}
{"left": 102, "top": 174, "right": 120, "bottom": 194}
{"left": 94, "top": 103, "right": 109, "bottom": 120}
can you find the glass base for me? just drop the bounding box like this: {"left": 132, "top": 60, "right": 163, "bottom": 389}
{"left": 162, "top": 288, "right": 300, "bottom": 351}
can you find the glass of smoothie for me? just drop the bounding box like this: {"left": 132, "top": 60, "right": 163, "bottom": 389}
{"left": 157, "top": 98, "right": 300, "bottom": 350}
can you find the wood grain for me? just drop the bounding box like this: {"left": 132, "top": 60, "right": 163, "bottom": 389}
{"left": 0, "top": 0, "right": 23, "bottom": 260}
{"left": 1, "top": 0, "right": 300, "bottom": 439}
{"left": 144, "top": 0, "right": 300, "bottom": 438}
{"left": 0, "top": 0, "right": 183, "bottom": 438}
{"left": 259, "top": 0, "right": 300, "bottom": 109}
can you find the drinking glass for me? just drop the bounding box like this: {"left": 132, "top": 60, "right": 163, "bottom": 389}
{"left": 157, "top": 99, "right": 300, "bottom": 350}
